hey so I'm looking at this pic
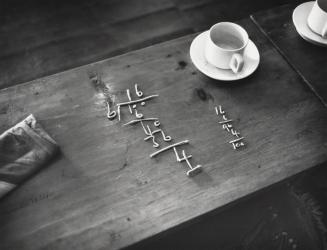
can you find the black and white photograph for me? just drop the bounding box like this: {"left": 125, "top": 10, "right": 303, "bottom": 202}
{"left": 0, "top": 0, "right": 327, "bottom": 249}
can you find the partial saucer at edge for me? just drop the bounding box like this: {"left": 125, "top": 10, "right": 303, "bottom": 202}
{"left": 190, "top": 31, "right": 260, "bottom": 81}
{"left": 293, "top": 1, "right": 327, "bottom": 46}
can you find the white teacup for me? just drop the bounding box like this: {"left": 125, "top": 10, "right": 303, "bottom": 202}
{"left": 307, "top": 0, "right": 327, "bottom": 38}
{"left": 205, "top": 22, "right": 249, "bottom": 73}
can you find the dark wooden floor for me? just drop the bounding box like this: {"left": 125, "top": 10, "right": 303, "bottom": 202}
{"left": 2, "top": 1, "right": 327, "bottom": 249}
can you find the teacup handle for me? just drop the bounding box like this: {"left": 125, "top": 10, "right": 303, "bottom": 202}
{"left": 229, "top": 53, "right": 244, "bottom": 73}
{"left": 322, "top": 22, "right": 327, "bottom": 38}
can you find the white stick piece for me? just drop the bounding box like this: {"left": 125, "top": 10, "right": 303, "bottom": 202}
{"left": 117, "top": 95, "right": 159, "bottom": 107}
{"left": 214, "top": 106, "right": 219, "bottom": 115}
{"left": 106, "top": 101, "right": 117, "bottom": 120}
{"left": 229, "top": 137, "right": 244, "bottom": 144}
{"left": 222, "top": 123, "right": 233, "bottom": 132}
{"left": 219, "top": 119, "right": 233, "bottom": 124}
{"left": 173, "top": 146, "right": 202, "bottom": 177}
{"left": 215, "top": 105, "right": 225, "bottom": 115}
{"left": 126, "top": 89, "right": 133, "bottom": 114}
{"left": 123, "top": 118, "right": 158, "bottom": 126}
{"left": 144, "top": 135, "right": 160, "bottom": 147}
{"left": 181, "top": 150, "right": 194, "bottom": 169}
{"left": 222, "top": 115, "right": 228, "bottom": 121}
{"left": 173, "top": 147, "right": 192, "bottom": 162}
{"left": 230, "top": 129, "right": 241, "bottom": 137}
{"left": 117, "top": 105, "right": 121, "bottom": 121}
{"left": 135, "top": 84, "right": 143, "bottom": 97}
{"left": 150, "top": 140, "right": 189, "bottom": 158}
{"left": 231, "top": 141, "right": 245, "bottom": 150}
{"left": 140, "top": 121, "right": 151, "bottom": 136}
{"left": 144, "top": 125, "right": 160, "bottom": 148}
{"left": 218, "top": 105, "right": 225, "bottom": 114}
{"left": 135, "top": 109, "right": 144, "bottom": 119}
{"left": 151, "top": 129, "right": 172, "bottom": 141}
{"left": 187, "top": 165, "right": 202, "bottom": 177}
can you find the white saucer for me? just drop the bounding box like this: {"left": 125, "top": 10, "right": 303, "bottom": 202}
{"left": 293, "top": 1, "right": 327, "bottom": 46}
{"left": 190, "top": 31, "right": 260, "bottom": 81}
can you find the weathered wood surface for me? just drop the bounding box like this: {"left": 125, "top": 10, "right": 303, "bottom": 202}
{"left": 0, "top": 19, "right": 326, "bottom": 250}
{"left": 251, "top": 4, "right": 327, "bottom": 107}
{"left": 0, "top": 0, "right": 300, "bottom": 89}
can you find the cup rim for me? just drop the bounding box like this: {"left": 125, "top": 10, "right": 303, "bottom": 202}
{"left": 209, "top": 22, "right": 249, "bottom": 52}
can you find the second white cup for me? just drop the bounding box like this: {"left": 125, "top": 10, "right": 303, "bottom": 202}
{"left": 205, "top": 22, "right": 249, "bottom": 73}
{"left": 307, "top": 0, "right": 327, "bottom": 38}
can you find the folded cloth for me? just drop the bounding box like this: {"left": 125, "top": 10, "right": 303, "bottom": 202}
{"left": 0, "top": 114, "right": 59, "bottom": 198}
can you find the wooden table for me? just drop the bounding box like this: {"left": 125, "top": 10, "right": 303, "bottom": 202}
{"left": 251, "top": 3, "right": 327, "bottom": 107}
{"left": 0, "top": 0, "right": 300, "bottom": 89}
{"left": 0, "top": 18, "right": 326, "bottom": 250}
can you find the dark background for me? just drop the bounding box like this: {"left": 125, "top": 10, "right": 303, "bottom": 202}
{"left": 2, "top": 0, "right": 327, "bottom": 249}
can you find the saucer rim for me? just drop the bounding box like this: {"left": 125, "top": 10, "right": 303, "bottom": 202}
{"left": 292, "top": 1, "right": 327, "bottom": 46}
{"left": 189, "top": 31, "right": 260, "bottom": 81}
{"left": 297, "top": 27, "right": 327, "bottom": 46}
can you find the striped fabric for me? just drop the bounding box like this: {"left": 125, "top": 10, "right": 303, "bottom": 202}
{"left": 0, "top": 114, "right": 59, "bottom": 199}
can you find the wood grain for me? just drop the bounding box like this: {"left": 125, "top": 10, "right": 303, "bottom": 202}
{"left": 0, "top": 0, "right": 301, "bottom": 89}
{"left": 251, "top": 4, "right": 327, "bottom": 107}
{"left": 0, "top": 0, "right": 190, "bottom": 89}
{"left": 0, "top": 19, "right": 326, "bottom": 250}
{"left": 181, "top": 0, "right": 301, "bottom": 32}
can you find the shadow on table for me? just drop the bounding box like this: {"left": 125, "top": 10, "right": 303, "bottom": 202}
{"left": 124, "top": 162, "right": 327, "bottom": 250}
